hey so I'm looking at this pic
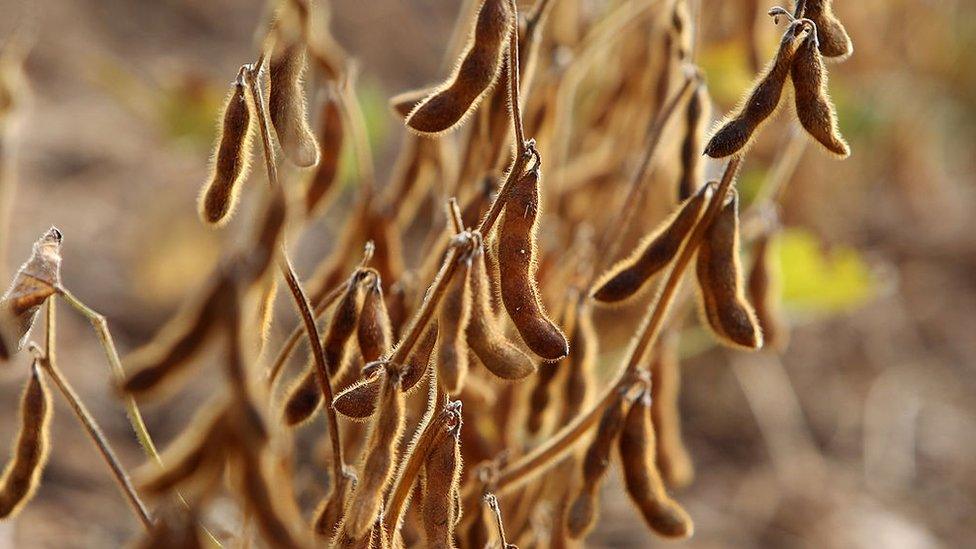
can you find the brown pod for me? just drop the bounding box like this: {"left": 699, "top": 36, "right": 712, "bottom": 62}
{"left": 333, "top": 371, "right": 382, "bottom": 421}
{"left": 592, "top": 184, "right": 711, "bottom": 304}
{"left": 677, "top": 83, "right": 711, "bottom": 201}
{"left": 560, "top": 303, "right": 597, "bottom": 425}
{"left": 436, "top": 255, "right": 473, "bottom": 395}
{"left": 402, "top": 326, "right": 438, "bottom": 393}
{"left": 137, "top": 401, "right": 227, "bottom": 496}
{"left": 122, "top": 278, "right": 228, "bottom": 396}
{"left": 269, "top": 42, "right": 320, "bottom": 167}
{"left": 694, "top": 195, "right": 763, "bottom": 349}
{"left": 305, "top": 89, "right": 344, "bottom": 216}
{"left": 389, "top": 87, "right": 432, "bottom": 120}
{"left": 499, "top": 167, "right": 569, "bottom": 361}
{"left": 618, "top": 390, "right": 694, "bottom": 539}
{"left": 313, "top": 468, "right": 357, "bottom": 539}
{"left": 326, "top": 275, "right": 368, "bottom": 377}
{"left": 467, "top": 247, "right": 536, "bottom": 380}
{"left": 233, "top": 450, "right": 309, "bottom": 549}
{"left": 357, "top": 276, "right": 393, "bottom": 363}
{"left": 1, "top": 228, "right": 62, "bottom": 352}
{"left": 0, "top": 363, "right": 52, "bottom": 518}
{"left": 282, "top": 365, "right": 321, "bottom": 426}
{"left": 802, "top": 0, "right": 853, "bottom": 60}
{"left": 704, "top": 20, "right": 808, "bottom": 158}
{"left": 790, "top": 31, "right": 850, "bottom": 157}
{"left": 421, "top": 417, "right": 463, "bottom": 549}
{"left": 405, "top": 0, "right": 513, "bottom": 134}
{"left": 566, "top": 393, "right": 627, "bottom": 538}
{"left": 650, "top": 336, "right": 694, "bottom": 489}
{"left": 341, "top": 372, "right": 406, "bottom": 539}
{"left": 746, "top": 234, "right": 789, "bottom": 351}
{"left": 198, "top": 76, "right": 254, "bottom": 225}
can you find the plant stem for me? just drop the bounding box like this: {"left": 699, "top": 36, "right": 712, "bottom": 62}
{"left": 495, "top": 156, "right": 743, "bottom": 492}
{"left": 38, "top": 299, "right": 153, "bottom": 529}
{"left": 55, "top": 287, "right": 160, "bottom": 460}
{"left": 243, "top": 62, "right": 348, "bottom": 481}
{"left": 485, "top": 493, "right": 511, "bottom": 547}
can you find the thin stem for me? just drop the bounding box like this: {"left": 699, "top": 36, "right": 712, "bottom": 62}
{"left": 448, "top": 197, "right": 464, "bottom": 234}
{"left": 244, "top": 63, "right": 347, "bottom": 480}
{"left": 55, "top": 287, "right": 160, "bottom": 460}
{"left": 495, "top": 157, "right": 743, "bottom": 492}
{"left": 485, "top": 493, "right": 511, "bottom": 548}
{"left": 37, "top": 299, "right": 153, "bottom": 529}
{"left": 590, "top": 73, "right": 699, "bottom": 282}
{"left": 506, "top": 0, "right": 526, "bottom": 153}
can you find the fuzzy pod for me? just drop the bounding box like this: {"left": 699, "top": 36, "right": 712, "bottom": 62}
{"left": 357, "top": 276, "right": 393, "bottom": 364}
{"left": 305, "top": 89, "right": 344, "bottom": 216}
{"left": 677, "top": 82, "right": 711, "bottom": 201}
{"left": 282, "top": 364, "right": 322, "bottom": 426}
{"left": 436, "top": 255, "right": 473, "bottom": 395}
{"left": 802, "top": 0, "right": 853, "bottom": 60}
{"left": 402, "top": 325, "right": 438, "bottom": 393}
{"left": 122, "top": 278, "right": 230, "bottom": 396}
{"left": 405, "top": 0, "right": 513, "bottom": 134}
{"left": 499, "top": 167, "right": 569, "bottom": 361}
{"left": 746, "top": 234, "right": 789, "bottom": 351}
{"left": 333, "top": 371, "right": 383, "bottom": 421}
{"left": 650, "top": 336, "right": 694, "bottom": 489}
{"left": 618, "top": 390, "right": 693, "bottom": 538}
{"left": 198, "top": 77, "right": 254, "bottom": 225}
{"left": 591, "top": 183, "right": 710, "bottom": 304}
{"left": 704, "top": 20, "right": 808, "bottom": 158}
{"left": 342, "top": 373, "right": 406, "bottom": 539}
{"left": 233, "top": 449, "right": 309, "bottom": 549}
{"left": 560, "top": 303, "right": 597, "bottom": 425}
{"left": 326, "top": 276, "right": 369, "bottom": 378}
{"left": 1, "top": 228, "right": 62, "bottom": 353}
{"left": 0, "top": 363, "right": 52, "bottom": 518}
{"left": 389, "top": 87, "right": 431, "bottom": 120}
{"left": 421, "top": 418, "right": 463, "bottom": 549}
{"left": 467, "top": 247, "right": 536, "bottom": 380}
{"left": 694, "top": 195, "right": 763, "bottom": 349}
{"left": 269, "top": 41, "right": 320, "bottom": 167}
{"left": 137, "top": 401, "right": 228, "bottom": 497}
{"left": 566, "top": 393, "right": 628, "bottom": 538}
{"left": 790, "top": 30, "right": 850, "bottom": 157}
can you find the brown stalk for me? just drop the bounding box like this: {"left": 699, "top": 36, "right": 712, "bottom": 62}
{"left": 494, "top": 156, "right": 743, "bottom": 492}
{"left": 34, "top": 299, "right": 153, "bottom": 529}
{"left": 242, "top": 61, "right": 346, "bottom": 480}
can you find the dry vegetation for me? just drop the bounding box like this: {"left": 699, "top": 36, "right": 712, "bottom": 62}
{"left": 1, "top": 0, "right": 975, "bottom": 547}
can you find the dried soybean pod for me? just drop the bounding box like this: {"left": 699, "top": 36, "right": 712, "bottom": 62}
{"left": 790, "top": 30, "right": 850, "bottom": 157}
{"left": 422, "top": 416, "right": 463, "bottom": 548}
{"left": 650, "top": 336, "right": 694, "bottom": 489}
{"left": 802, "top": 0, "right": 853, "bottom": 60}
{"left": 199, "top": 73, "right": 254, "bottom": 225}
{"left": 566, "top": 392, "right": 628, "bottom": 538}
{"left": 618, "top": 390, "right": 693, "bottom": 539}
{"left": 137, "top": 401, "right": 227, "bottom": 496}
{"left": 402, "top": 326, "right": 437, "bottom": 393}
{"left": 405, "top": 0, "right": 513, "bottom": 134}
{"left": 305, "top": 89, "right": 344, "bottom": 216}
{"left": 282, "top": 366, "right": 321, "bottom": 426}
{"left": 678, "top": 82, "right": 710, "bottom": 201}
{"left": 357, "top": 275, "right": 392, "bottom": 363}
{"left": 747, "top": 234, "right": 789, "bottom": 351}
{"left": 333, "top": 371, "right": 382, "bottom": 420}
{"left": 1, "top": 228, "right": 62, "bottom": 352}
{"left": 325, "top": 274, "right": 368, "bottom": 377}
{"left": 389, "top": 87, "right": 432, "bottom": 120}
{"left": 467, "top": 246, "right": 536, "bottom": 380}
{"left": 527, "top": 298, "right": 578, "bottom": 435}
{"left": 269, "top": 41, "right": 320, "bottom": 167}
{"left": 0, "top": 362, "right": 52, "bottom": 518}
{"left": 704, "top": 20, "right": 808, "bottom": 158}
{"left": 122, "top": 277, "right": 229, "bottom": 396}
{"left": 591, "top": 184, "right": 711, "bottom": 304}
{"left": 560, "top": 302, "right": 596, "bottom": 424}
{"left": 499, "top": 167, "right": 569, "bottom": 361}
{"left": 233, "top": 450, "right": 309, "bottom": 549}
{"left": 694, "top": 195, "right": 763, "bottom": 349}
{"left": 436, "top": 254, "right": 473, "bottom": 395}
{"left": 342, "top": 372, "right": 405, "bottom": 539}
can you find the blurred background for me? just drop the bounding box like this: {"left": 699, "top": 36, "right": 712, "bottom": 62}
{"left": 0, "top": 0, "right": 974, "bottom": 547}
